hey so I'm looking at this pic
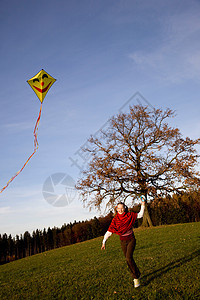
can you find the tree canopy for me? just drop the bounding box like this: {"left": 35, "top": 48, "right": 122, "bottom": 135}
{"left": 77, "top": 105, "right": 200, "bottom": 213}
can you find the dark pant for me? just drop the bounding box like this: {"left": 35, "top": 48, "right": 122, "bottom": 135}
{"left": 120, "top": 237, "right": 141, "bottom": 279}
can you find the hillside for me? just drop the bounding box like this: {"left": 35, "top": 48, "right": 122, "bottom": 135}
{"left": 0, "top": 222, "right": 199, "bottom": 300}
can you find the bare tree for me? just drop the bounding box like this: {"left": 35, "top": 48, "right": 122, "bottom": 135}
{"left": 76, "top": 105, "right": 200, "bottom": 226}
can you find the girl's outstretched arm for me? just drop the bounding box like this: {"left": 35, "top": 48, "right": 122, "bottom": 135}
{"left": 137, "top": 201, "right": 145, "bottom": 219}
{"left": 101, "top": 231, "right": 112, "bottom": 250}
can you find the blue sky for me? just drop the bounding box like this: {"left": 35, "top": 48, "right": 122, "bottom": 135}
{"left": 1, "top": 0, "right": 200, "bottom": 236}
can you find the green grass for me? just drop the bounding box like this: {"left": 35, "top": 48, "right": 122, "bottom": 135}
{"left": 0, "top": 222, "right": 199, "bottom": 300}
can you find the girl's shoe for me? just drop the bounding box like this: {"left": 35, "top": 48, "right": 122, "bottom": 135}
{"left": 133, "top": 278, "right": 140, "bottom": 288}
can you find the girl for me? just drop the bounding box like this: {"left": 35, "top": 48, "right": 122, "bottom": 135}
{"left": 101, "top": 199, "right": 145, "bottom": 288}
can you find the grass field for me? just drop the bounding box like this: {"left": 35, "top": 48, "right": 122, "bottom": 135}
{"left": 0, "top": 222, "right": 199, "bottom": 300}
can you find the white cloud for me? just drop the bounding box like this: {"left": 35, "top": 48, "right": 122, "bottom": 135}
{"left": 129, "top": 8, "right": 200, "bottom": 84}
{"left": 0, "top": 206, "right": 12, "bottom": 214}
{"left": 3, "top": 121, "right": 33, "bottom": 132}
{"left": 0, "top": 184, "right": 97, "bottom": 237}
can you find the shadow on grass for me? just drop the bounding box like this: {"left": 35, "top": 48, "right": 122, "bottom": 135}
{"left": 142, "top": 249, "right": 200, "bottom": 286}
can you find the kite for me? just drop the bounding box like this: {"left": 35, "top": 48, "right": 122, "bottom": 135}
{"left": 0, "top": 69, "right": 56, "bottom": 193}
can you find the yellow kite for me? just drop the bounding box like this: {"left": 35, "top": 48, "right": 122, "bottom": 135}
{"left": 27, "top": 69, "right": 56, "bottom": 103}
{"left": 0, "top": 69, "right": 56, "bottom": 193}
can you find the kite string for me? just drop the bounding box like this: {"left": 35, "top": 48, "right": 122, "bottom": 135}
{"left": 0, "top": 103, "right": 43, "bottom": 194}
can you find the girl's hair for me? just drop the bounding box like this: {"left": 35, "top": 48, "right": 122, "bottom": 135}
{"left": 114, "top": 202, "right": 128, "bottom": 215}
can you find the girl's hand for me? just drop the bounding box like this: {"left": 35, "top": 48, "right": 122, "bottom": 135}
{"left": 101, "top": 244, "right": 105, "bottom": 250}
{"left": 140, "top": 196, "right": 145, "bottom": 205}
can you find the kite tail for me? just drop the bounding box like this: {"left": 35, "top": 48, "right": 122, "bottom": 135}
{"left": 0, "top": 103, "right": 43, "bottom": 194}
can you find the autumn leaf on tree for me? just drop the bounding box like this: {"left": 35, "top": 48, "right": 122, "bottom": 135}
{"left": 76, "top": 105, "right": 200, "bottom": 226}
